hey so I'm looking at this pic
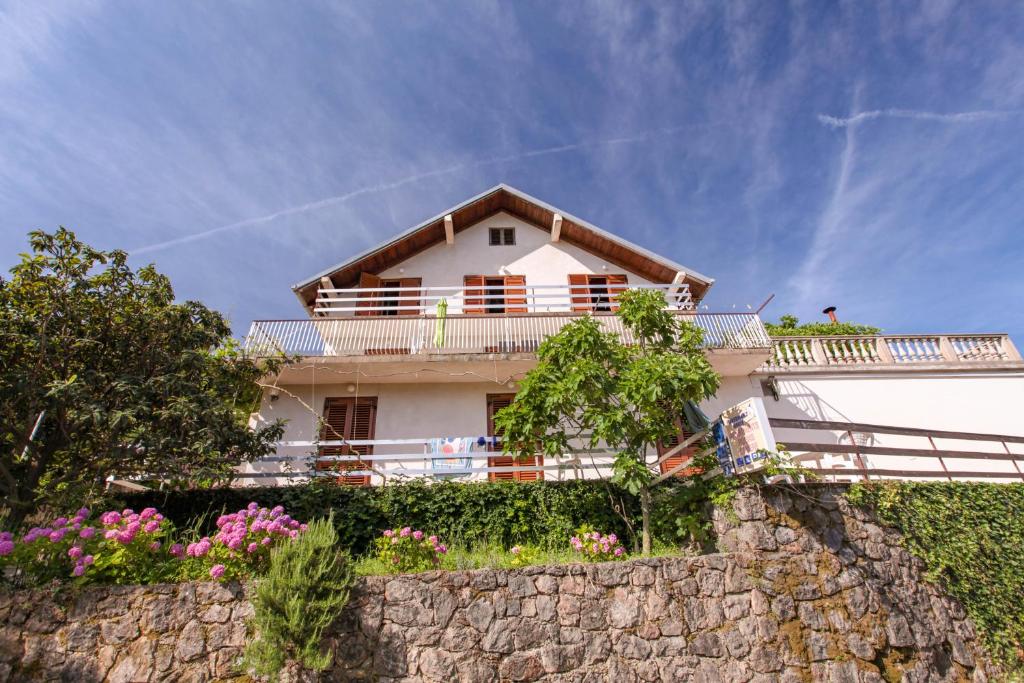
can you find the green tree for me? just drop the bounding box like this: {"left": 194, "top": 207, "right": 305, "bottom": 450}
{"left": 0, "top": 229, "right": 286, "bottom": 523}
{"left": 765, "top": 314, "right": 880, "bottom": 337}
{"left": 494, "top": 289, "right": 721, "bottom": 554}
{"left": 244, "top": 516, "right": 354, "bottom": 680}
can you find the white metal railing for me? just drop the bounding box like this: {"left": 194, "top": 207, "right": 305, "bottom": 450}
{"left": 244, "top": 312, "right": 772, "bottom": 357}
{"left": 313, "top": 283, "right": 693, "bottom": 315}
{"left": 764, "top": 334, "right": 1022, "bottom": 371}
{"left": 237, "top": 434, "right": 698, "bottom": 483}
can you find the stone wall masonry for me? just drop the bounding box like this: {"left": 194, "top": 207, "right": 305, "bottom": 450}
{"left": 0, "top": 485, "right": 995, "bottom": 682}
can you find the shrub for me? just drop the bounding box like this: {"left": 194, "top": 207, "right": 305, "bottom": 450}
{"left": 112, "top": 479, "right": 642, "bottom": 554}
{"left": 0, "top": 502, "right": 306, "bottom": 586}
{"left": 243, "top": 516, "right": 354, "bottom": 681}
{"left": 373, "top": 527, "right": 447, "bottom": 573}
{"left": 181, "top": 503, "right": 307, "bottom": 581}
{"left": 1, "top": 506, "right": 179, "bottom": 585}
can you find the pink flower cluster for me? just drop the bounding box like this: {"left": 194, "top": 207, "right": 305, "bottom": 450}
{"left": 183, "top": 503, "right": 307, "bottom": 581}
{"left": 98, "top": 507, "right": 167, "bottom": 545}
{"left": 570, "top": 530, "right": 626, "bottom": 560}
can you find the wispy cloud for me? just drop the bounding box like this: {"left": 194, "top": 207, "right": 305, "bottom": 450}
{"left": 130, "top": 125, "right": 700, "bottom": 255}
{"left": 817, "top": 108, "right": 1020, "bottom": 128}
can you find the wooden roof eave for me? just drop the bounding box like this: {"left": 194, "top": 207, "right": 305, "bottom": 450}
{"left": 293, "top": 184, "right": 714, "bottom": 310}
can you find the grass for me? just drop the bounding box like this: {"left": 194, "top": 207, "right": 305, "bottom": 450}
{"left": 351, "top": 539, "right": 688, "bottom": 577}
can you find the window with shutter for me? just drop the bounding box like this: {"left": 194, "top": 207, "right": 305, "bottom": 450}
{"left": 317, "top": 397, "right": 377, "bottom": 486}
{"left": 567, "top": 274, "right": 629, "bottom": 312}
{"left": 464, "top": 275, "right": 528, "bottom": 315}
{"left": 463, "top": 275, "right": 485, "bottom": 314}
{"left": 356, "top": 273, "right": 381, "bottom": 317}
{"left": 486, "top": 394, "right": 542, "bottom": 482}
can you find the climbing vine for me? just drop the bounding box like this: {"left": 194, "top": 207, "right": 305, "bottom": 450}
{"left": 846, "top": 482, "right": 1024, "bottom": 667}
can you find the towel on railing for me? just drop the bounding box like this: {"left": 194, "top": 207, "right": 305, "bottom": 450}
{"left": 428, "top": 437, "right": 472, "bottom": 478}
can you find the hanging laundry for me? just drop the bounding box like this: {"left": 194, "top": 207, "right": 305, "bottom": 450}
{"left": 429, "top": 437, "right": 472, "bottom": 478}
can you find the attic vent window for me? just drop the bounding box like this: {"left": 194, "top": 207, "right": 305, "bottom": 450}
{"left": 489, "top": 227, "right": 515, "bottom": 246}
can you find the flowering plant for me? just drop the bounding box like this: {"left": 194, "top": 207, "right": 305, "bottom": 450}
{"left": 569, "top": 526, "right": 626, "bottom": 562}
{"left": 181, "top": 503, "right": 307, "bottom": 581}
{"left": 0, "top": 502, "right": 307, "bottom": 586}
{"left": 1, "top": 507, "right": 178, "bottom": 585}
{"left": 373, "top": 527, "right": 447, "bottom": 573}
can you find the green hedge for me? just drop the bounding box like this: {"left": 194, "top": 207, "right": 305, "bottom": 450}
{"left": 847, "top": 482, "right": 1024, "bottom": 667}
{"left": 111, "top": 479, "right": 644, "bottom": 555}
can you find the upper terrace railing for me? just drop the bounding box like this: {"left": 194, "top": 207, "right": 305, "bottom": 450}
{"left": 244, "top": 312, "right": 772, "bottom": 358}
{"left": 763, "top": 334, "right": 1023, "bottom": 371}
{"left": 313, "top": 282, "right": 693, "bottom": 316}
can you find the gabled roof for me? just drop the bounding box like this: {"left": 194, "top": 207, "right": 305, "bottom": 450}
{"left": 293, "top": 184, "right": 714, "bottom": 309}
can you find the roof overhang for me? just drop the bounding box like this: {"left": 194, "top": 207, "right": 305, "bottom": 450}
{"left": 293, "top": 184, "right": 714, "bottom": 311}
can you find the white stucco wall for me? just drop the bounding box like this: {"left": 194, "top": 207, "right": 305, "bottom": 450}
{"left": 374, "top": 212, "right": 657, "bottom": 313}
{"left": 712, "top": 372, "right": 1024, "bottom": 481}
{"left": 238, "top": 380, "right": 616, "bottom": 486}
{"left": 239, "top": 370, "right": 1024, "bottom": 486}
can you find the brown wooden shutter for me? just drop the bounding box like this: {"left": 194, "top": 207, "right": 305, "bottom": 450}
{"left": 397, "top": 277, "right": 422, "bottom": 316}
{"left": 606, "top": 274, "right": 628, "bottom": 312}
{"left": 656, "top": 414, "right": 701, "bottom": 478}
{"left": 356, "top": 273, "right": 382, "bottom": 317}
{"left": 317, "top": 397, "right": 377, "bottom": 486}
{"left": 464, "top": 275, "right": 485, "bottom": 314}
{"left": 568, "top": 274, "right": 592, "bottom": 312}
{"left": 486, "top": 394, "right": 542, "bottom": 482}
{"left": 504, "top": 275, "right": 527, "bottom": 314}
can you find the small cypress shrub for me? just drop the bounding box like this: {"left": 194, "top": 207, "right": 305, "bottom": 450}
{"left": 243, "top": 515, "right": 354, "bottom": 680}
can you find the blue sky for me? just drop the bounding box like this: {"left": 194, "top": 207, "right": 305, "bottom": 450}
{"left": 2, "top": 1, "right": 1023, "bottom": 340}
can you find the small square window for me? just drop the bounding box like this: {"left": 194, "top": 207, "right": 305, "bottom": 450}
{"left": 489, "top": 227, "right": 515, "bottom": 245}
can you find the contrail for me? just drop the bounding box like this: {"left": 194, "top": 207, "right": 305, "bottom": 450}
{"left": 130, "top": 127, "right": 692, "bottom": 255}
{"left": 817, "top": 108, "right": 1020, "bottom": 129}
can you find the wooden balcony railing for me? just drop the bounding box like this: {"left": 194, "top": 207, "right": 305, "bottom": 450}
{"left": 244, "top": 312, "right": 772, "bottom": 358}
{"left": 763, "top": 334, "right": 1022, "bottom": 371}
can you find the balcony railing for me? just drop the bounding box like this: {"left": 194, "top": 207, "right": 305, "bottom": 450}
{"left": 764, "top": 334, "right": 1023, "bottom": 371}
{"left": 244, "top": 312, "right": 772, "bottom": 358}
{"left": 313, "top": 282, "right": 693, "bottom": 316}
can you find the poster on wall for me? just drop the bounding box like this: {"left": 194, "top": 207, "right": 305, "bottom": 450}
{"left": 713, "top": 397, "right": 777, "bottom": 476}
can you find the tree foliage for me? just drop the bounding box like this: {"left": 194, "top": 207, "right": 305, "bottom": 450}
{"left": 765, "top": 313, "right": 881, "bottom": 337}
{"left": 494, "top": 289, "right": 721, "bottom": 553}
{"left": 244, "top": 515, "right": 354, "bottom": 680}
{"left": 0, "top": 229, "right": 286, "bottom": 522}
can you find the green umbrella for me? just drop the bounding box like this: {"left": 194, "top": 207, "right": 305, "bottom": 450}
{"left": 434, "top": 297, "right": 448, "bottom": 348}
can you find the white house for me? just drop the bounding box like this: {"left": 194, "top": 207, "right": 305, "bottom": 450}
{"left": 241, "top": 185, "right": 1024, "bottom": 486}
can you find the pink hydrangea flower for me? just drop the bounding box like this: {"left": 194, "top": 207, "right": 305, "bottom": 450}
{"left": 260, "top": 537, "right": 272, "bottom": 546}
{"left": 247, "top": 542, "right": 258, "bottom": 554}
{"left": 510, "top": 546, "right": 521, "bottom": 555}
{"left": 614, "top": 547, "right": 625, "bottom": 557}
{"left": 209, "top": 564, "right": 226, "bottom": 579}
{"left": 412, "top": 530, "right": 424, "bottom": 541}
{"left": 383, "top": 529, "right": 394, "bottom": 538}
{"left": 0, "top": 540, "right": 14, "bottom": 556}
{"left": 72, "top": 564, "right": 86, "bottom": 577}
{"left": 399, "top": 527, "right": 411, "bottom": 537}
{"left": 68, "top": 546, "right": 83, "bottom": 559}
{"left": 169, "top": 544, "right": 184, "bottom": 558}
{"left": 144, "top": 521, "right": 159, "bottom": 533}
{"left": 82, "top": 555, "right": 94, "bottom": 566}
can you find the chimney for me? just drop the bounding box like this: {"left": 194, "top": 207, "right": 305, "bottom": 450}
{"left": 822, "top": 306, "right": 838, "bottom": 324}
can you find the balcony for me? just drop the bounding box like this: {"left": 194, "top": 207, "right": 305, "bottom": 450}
{"left": 244, "top": 283, "right": 771, "bottom": 366}
{"left": 762, "top": 334, "right": 1024, "bottom": 373}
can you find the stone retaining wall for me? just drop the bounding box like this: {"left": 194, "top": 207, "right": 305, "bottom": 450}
{"left": 0, "top": 486, "right": 994, "bottom": 682}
